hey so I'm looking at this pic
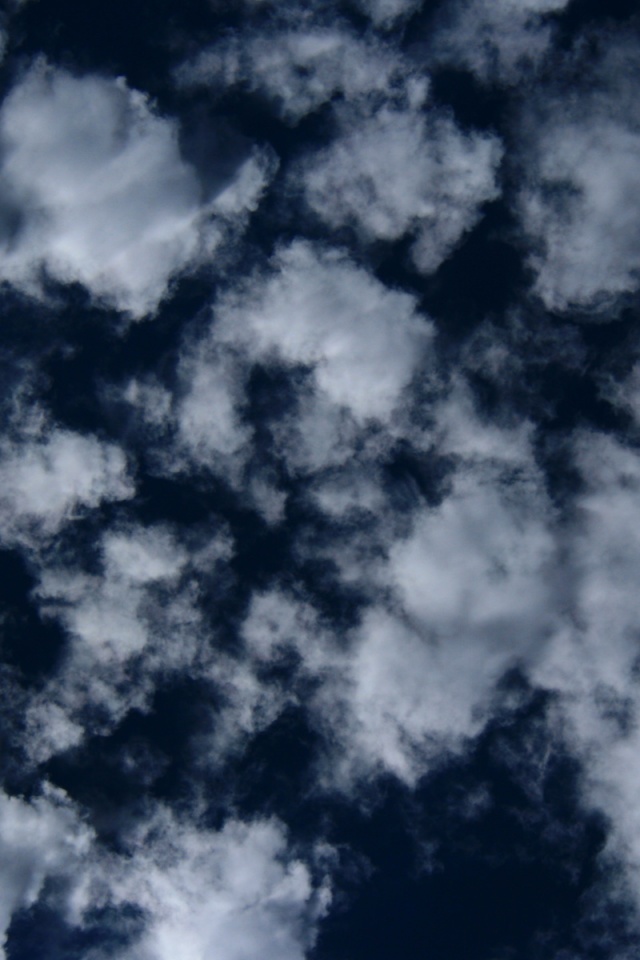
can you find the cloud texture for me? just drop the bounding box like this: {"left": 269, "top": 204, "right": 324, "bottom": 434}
{"left": 1, "top": 2, "right": 640, "bottom": 959}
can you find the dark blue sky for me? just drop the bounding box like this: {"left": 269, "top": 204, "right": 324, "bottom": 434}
{"left": 0, "top": 2, "right": 639, "bottom": 959}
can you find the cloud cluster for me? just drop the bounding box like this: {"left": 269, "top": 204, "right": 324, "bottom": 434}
{"left": 73, "top": 812, "right": 331, "bottom": 960}
{"left": 130, "top": 240, "right": 434, "bottom": 493}
{"left": 296, "top": 104, "right": 501, "bottom": 273}
{"left": 0, "top": 787, "right": 91, "bottom": 960}
{"left": 23, "top": 520, "right": 230, "bottom": 761}
{"left": 428, "top": 0, "right": 569, "bottom": 83}
{"left": 3, "top": 4, "right": 640, "bottom": 958}
{"left": 517, "top": 34, "right": 640, "bottom": 313}
{"left": 0, "top": 416, "right": 133, "bottom": 549}
{"left": 0, "top": 63, "right": 272, "bottom": 317}
{"left": 0, "top": 788, "right": 329, "bottom": 960}
{"left": 176, "top": 24, "right": 413, "bottom": 123}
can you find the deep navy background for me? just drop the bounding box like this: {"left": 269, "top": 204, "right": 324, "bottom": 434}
{"left": 1, "top": 1, "right": 639, "bottom": 958}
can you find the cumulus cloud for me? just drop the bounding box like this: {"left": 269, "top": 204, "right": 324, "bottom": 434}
{"left": 516, "top": 33, "right": 640, "bottom": 312}
{"left": 233, "top": 400, "right": 557, "bottom": 788}
{"left": 70, "top": 811, "right": 331, "bottom": 960}
{"left": 0, "top": 790, "right": 330, "bottom": 960}
{"left": 326, "top": 463, "right": 555, "bottom": 784}
{"left": 0, "top": 62, "right": 272, "bottom": 317}
{"left": 296, "top": 104, "right": 502, "bottom": 273}
{"left": 528, "top": 430, "right": 640, "bottom": 912}
{"left": 215, "top": 241, "right": 432, "bottom": 424}
{"left": 176, "top": 25, "right": 418, "bottom": 123}
{"left": 0, "top": 419, "right": 134, "bottom": 548}
{"left": 352, "top": 0, "right": 422, "bottom": 28}
{"left": 5, "top": 4, "right": 640, "bottom": 956}
{"left": 23, "top": 522, "right": 220, "bottom": 761}
{"left": 139, "top": 240, "right": 434, "bottom": 493}
{"left": 428, "top": 0, "right": 569, "bottom": 84}
{"left": 0, "top": 786, "right": 92, "bottom": 960}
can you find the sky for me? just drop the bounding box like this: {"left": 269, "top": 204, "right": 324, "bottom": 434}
{"left": 0, "top": 0, "right": 639, "bottom": 958}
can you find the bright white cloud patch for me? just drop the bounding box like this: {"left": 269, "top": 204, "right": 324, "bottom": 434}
{"left": 324, "top": 465, "right": 555, "bottom": 785}
{"left": 216, "top": 241, "right": 432, "bottom": 423}
{"left": 0, "top": 63, "right": 271, "bottom": 317}
{"left": 97, "top": 813, "right": 331, "bottom": 960}
{"left": 159, "top": 241, "right": 433, "bottom": 487}
{"left": 530, "top": 432, "right": 640, "bottom": 907}
{"left": 0, "top": 792, "right": 330, "bottom": 960}
{"left": 519, "top": 117, "right": 640, "bottom": 312}
{"left": 297, "top": 105, "right": 502, "bottom": 272}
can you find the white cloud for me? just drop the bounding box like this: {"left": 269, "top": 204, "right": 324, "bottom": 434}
{"left": 519, "top": 118, "right": 640, "bottom": 312}
{"left": 235, "top": 428, "right": 556, "bottom": 789}
{"left": 0, "top": 786, "right": 92, "bottom": 960}
{"left": 0, "top": 422, "right": 134, "bottom": 548}
{"left": 0, "top": 790, "right": 330, "bottom": 960}
{"left": 176, "top": 26, "right": 421, "bottom": 123}
{"left": 24, "top": 522, "right": 214, "bottom": 761}
{"left": 428, "top": 0, "right": 569, "bottom": 84}
{"left": 516, "top": 34, "right": 640, "bottom": 312}
{"left": 318, "top": 461, "right": 555, "bottom": 785}
{"left": 155, "top": 240, "right": 433, "bottom": 491}
{"left": 0, "top": 62, "right": 272, "bottom": 317}
{"left": 215, "top": 241, "right": 433, "bottom": 425}
{"left": 73, "top": 811, "right": 331, "bottom": 960}
{"left": 433, "top": 376, "right": 534, "bottom": 465}
{"left": 296, "top": 104, "right": 502, "bottom": 273}
{"left": 389, "top": 470, "right": 554, "bottom": 644}
{"left": 175, "top": 343, "right": 252, "bottom": 474}
{"left": 529, "top": 431, "right": 640, "bottom": 913}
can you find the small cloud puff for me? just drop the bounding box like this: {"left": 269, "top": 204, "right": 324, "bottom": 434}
{"left": 428, "top": 0, "right": 569, "bottom": 84}
{"left": 0, "top": 421, "right": 133, "bottom": 548}
{"left": 176, "top": 25, "right": 421, "bottom": 123}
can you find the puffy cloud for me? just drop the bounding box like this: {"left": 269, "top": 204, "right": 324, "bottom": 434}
{"left": 0, "top": 789, "right": 330, "bottom": 960}
{"left": 146, "top": 240, "right": 433, "bottom": 491}
{"left": 516, "top": 33, "right": 640, "bottom": 312}
{"left": 0, "top": 63, "right": 272, "bottom": 317}
{"left": 529, "top": 431, "right": 640, "bottom": 911}
{"left": 70, "top": 811, "right": 331, "bottom": 960}
{"left": 215, "top": 241, "right": 433, "bottom": 425}
{"left": 428, "top": 0, "right": 569, "bottom": 84}
{"left": 0, "top": 786, "right": 92, "bottom": 960}
{"left": 175, "top": 343, "right": 252, "bottom": 474}
{"left": 389, "top": 472, "right": 554, "bottom": 645}
{"left": 235, "top": 413, "right": 556, "bottom": 789}
{"left": 0, "top": 421, "right": 134, "bottom": 548}
{"left": 176, "top": 25, "right": 419, "bottom": 123}
{"left": 296, "top": 105, "right": 502, "bottom": 273}
{"left": 324, "top": 462, "right": 556, "bottom": 784}
{"left": 23, "top": 522, "right": 219, "bottom": 761}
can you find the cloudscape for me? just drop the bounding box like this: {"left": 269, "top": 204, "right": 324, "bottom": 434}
{"left": 0, "top": 0, "right": 639, "bottom": 958}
